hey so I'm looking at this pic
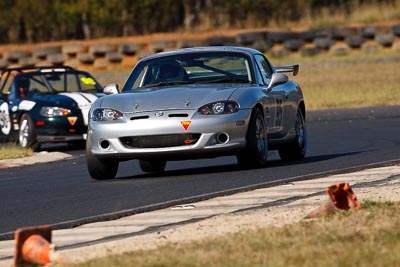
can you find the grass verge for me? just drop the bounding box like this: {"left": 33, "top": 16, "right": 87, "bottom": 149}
{"left": 0, "top": 144, "right": 33, "bottom": 160}
{"left": 64, "top": 201, "right": 400, "bottom": 267}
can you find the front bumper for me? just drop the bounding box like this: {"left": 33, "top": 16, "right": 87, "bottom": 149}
{"left": 37, "top": 133, "right": 87, "bottom": 143}
{"left": 88, "top": 109, "right": 252, "bottom": 160}
{"left": 25, "top": 115, "right": 88, "bottom": 144}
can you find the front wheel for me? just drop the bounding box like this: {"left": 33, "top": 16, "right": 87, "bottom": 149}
{"left": 236, "top": 108, "right": 268, "bottom": 168}
{"left": 139, "top": 159, "right": 166, "bottom": 173}
{"left": 278, "top": 109, "right": 307, "bottom": 161}
{"left": 19, "top": 113, "right": 40, "bottom": 151}
{"left": 86, "top": 139, "right": 119, "bottom": 180}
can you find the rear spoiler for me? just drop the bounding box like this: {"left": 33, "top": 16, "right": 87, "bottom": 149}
{"left": 275, "top": 64, "right": 299, "bottom": 76}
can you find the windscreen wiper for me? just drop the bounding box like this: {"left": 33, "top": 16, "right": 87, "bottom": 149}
{"left": 141, "top": 81, "right": 191, "bottom": 88}
{"left": 201, "top": 77, "right": 252, "bottom": 84}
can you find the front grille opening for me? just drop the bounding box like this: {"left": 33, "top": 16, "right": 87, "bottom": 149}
{"left": 120, "top": 133, "right": 201, "bottom": 148}
{"left": 168, "top": 114, "right": 189, "bottom": 118}
{"left": 130, "top": 115, "right": 150, "bottom": 120}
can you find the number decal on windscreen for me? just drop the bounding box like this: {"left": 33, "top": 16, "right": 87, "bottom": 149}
{"left": 80, "top": 77, "right": 96, "bottom": 85}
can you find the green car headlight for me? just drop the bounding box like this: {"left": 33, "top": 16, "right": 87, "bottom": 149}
{"left": 40, "top": 107, "right": 71, "bottom": 117}
{"left": 92, "top": 108, "right": 124, "bottom": 121}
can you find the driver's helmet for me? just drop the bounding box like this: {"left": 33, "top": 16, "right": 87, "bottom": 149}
{"left": 154, "top": 62, "right": 187, "bottom": 82}
{"left": 15, "top": 75, "right": 30, "bottom": 98}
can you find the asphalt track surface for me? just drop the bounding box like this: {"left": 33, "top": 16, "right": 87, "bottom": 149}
{"left": 0, "top": 106, "right": 399, "bottom": 239}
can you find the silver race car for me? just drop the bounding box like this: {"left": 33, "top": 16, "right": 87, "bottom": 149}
{"left": 86, "top": 46, "right": 306, "bottom": 179}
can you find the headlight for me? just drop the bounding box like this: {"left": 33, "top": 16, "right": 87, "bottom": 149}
{"left": 198, "top": 101, "right": 239, "bottom": 115}
{"left": 91, "top": 108, "right": 124, "bottom": 121}
{"left": 40, "top": 107, "right": 71, "bottom": 117}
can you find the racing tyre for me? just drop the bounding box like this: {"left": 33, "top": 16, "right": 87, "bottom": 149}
{"left": 139, "top": 159, "right": 166, "bottom": 173}
{"left": 19, "top": 113, "right": 40, "bottom": 151}
{"left": 86, "top": 139, "right": 119, "bottom": 180}
{"left": 279, "top": 109, "right": 307, "bottom": 161}
{"left": 237, "top": 108, "right": 268, "bottom": 168}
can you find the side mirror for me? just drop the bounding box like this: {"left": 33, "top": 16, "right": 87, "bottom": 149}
{"left": 267, "top": 73, "right": 288, "bottom": 89}
{"left": 103, "top": 83, "right": 119, "bottom": 95}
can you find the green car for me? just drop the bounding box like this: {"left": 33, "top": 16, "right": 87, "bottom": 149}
{"left": 0, "top": 65, "right": 103, "bottom": 150}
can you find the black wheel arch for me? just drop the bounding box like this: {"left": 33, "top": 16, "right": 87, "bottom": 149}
{"left": 252, "top": 103, "right": 264, "bottom": 118}
{"left": 298, "top": 100, "right": 306, "bottom": 120}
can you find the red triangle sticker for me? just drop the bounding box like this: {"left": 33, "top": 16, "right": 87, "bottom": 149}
{"left": 68, "top": 117, "right": 77, "bottom": 126}
{"left": 180, "top": 121, "right": 191, "bottom": 131}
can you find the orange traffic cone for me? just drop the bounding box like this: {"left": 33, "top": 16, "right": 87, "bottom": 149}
{"left": 14, "top": 225, "right": 69, "bottom": 267}
{"left": 326, "top": 182, "right": 361, "bottom": 210}
{"left": 306, "top": 182, "right": 361, "bottom": 219}
{"left": 21, "top": 234, "right": 54, "bottom": 264}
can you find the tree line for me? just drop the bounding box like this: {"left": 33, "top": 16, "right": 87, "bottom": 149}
{"left": 0, "top": 0, "right": 396, "bottom": 44}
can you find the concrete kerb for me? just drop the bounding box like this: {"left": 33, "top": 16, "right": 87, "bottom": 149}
{"left": 0, "top": 151, "right": 72, "bottom": 169}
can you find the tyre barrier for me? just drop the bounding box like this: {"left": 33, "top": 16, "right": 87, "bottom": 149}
{"left": 19, "top": 57, "right": 37, "bottom": 67}
{"left": 0, "top": 23, "right": 399, "bottom": 70}
{"left": 362, "top": 26, "right": 382, "bottom": 39}
{"left": 297, "top": 30, "right": 318, "bottom": 42}
{"left": 268, "top": 31, "right": 296, "bottom": 44}
{"left": 392, "top": 24, "right": 400, "bottom": 36}
{"left": 283, "top": 39, "right": 305, "bottom": 51}
{"left": 177, "top": 38, "right": 205, "bottom": 48}
{"left": 88, "top": 43, "right": 116, "bottom": 57}
{"left": 206, "top": 35, "right": 236, "bottom": 46}
{"left": 64, "top": 58, "right": 80, "bottom": 68}
{"left": 375, "top": 32, "right": 395, "bottom": 47}
{"left": 331, "top": 27, "right": 354, "bottom": 40}
{"left": 77, "top": 52, "right": 95, "bottom": 64}
{"left": 345, "top": 34, "right": 364, "bottom": 48}
{"left": 62, "top": 43, "right": 87, "bottom": 57}
{"left": 32, "top": 46, "right": 62, "bottom": 60}
{"left": 151, "top": 40, "right": 176, "bottom": 52}
{"left": 236, "top": 31, "right": 268, "bottom": 45}
{"left": 252, "top": 39, "right": 272, "bottom": 53}
{"left": 314, "top": 28, "right": 332, "bottom": 38}
{"left": 269, "top": 45, "right": 289, "bottom": 58}
{"left": 3, "top": 51, "right": 31, "bottom": 63}
{"left": 0, "top": 59, "right": 8, "bottom": 68}
{"left": 106, "top": 51, "right": 123, "bottom": 63}
{"left": 47, "top": 53, "right": 66, "bottom": 65}
{"left": 313, "top": 37, "right": 334, "bottom": 50}
{"left": 119, "top": 42, "right": 145, "bottom": 55}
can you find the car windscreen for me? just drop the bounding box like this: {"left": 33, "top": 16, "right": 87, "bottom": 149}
{"left": 23, "top": 72, "right": 100, "bottom": 95}
{"left": 122, "top": 52, "right": 254, "bottom": 92}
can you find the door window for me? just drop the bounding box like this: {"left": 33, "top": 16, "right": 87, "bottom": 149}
{"left": 254, "top": 55, "right": 273, "bottom": 85}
